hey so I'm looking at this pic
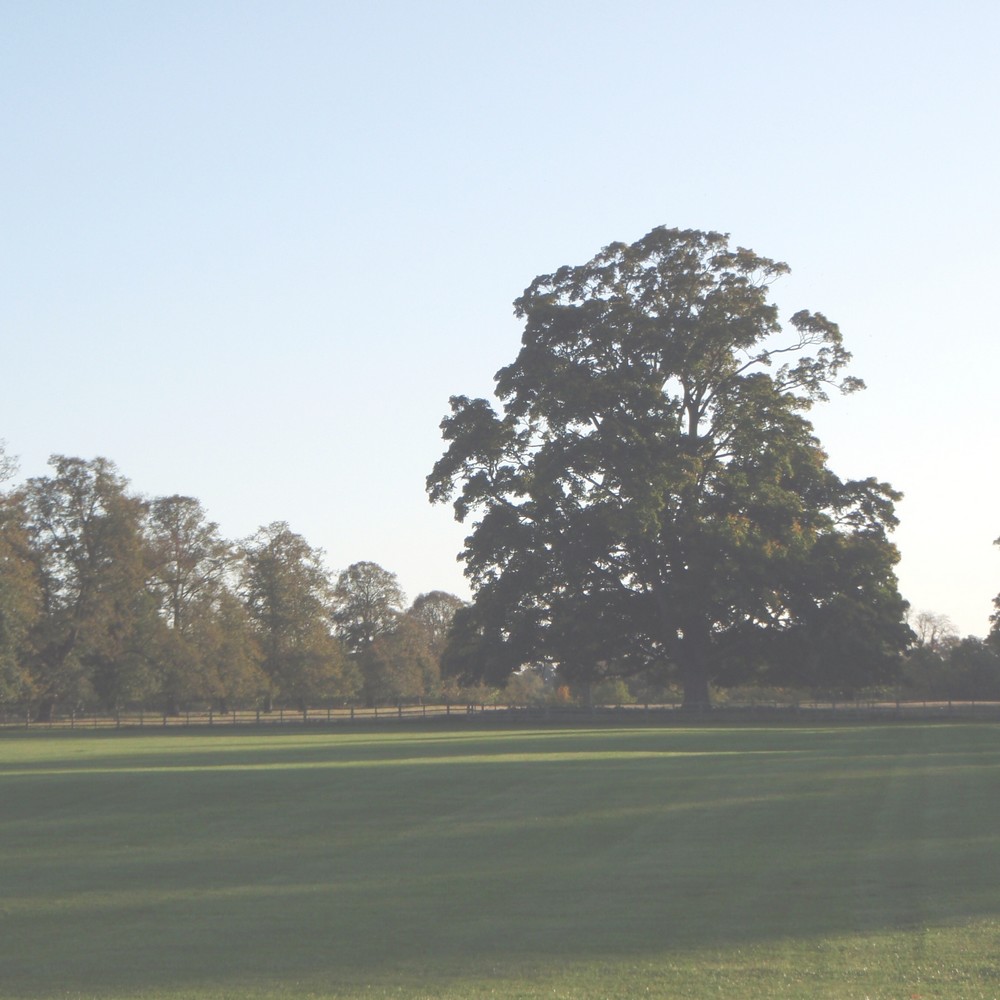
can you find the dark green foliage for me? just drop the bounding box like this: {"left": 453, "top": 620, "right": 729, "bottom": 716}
{"left": 429, "top": 227, "right": 911, "bottom": 706}
{"left": 903, "top": 634, "right": 1000, "bottom": 701}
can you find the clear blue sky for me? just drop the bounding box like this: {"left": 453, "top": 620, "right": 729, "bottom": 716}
{"left": 2, "top": 1, "right": 998, "bottom": 637}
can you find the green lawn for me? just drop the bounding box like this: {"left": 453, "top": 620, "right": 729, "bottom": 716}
{"left": 1, "top": 723, "right": 999, "bottom": 999}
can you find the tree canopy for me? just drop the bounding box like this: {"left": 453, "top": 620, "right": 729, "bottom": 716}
{"left": 0, "top": 446, "right": 466, "bottom": 717}
{"left": 428, "top": 226, "right": 912, "bottom": 707}
{"left": 241, "top": 522, "right": 355, "bottom": 710}
{"left": 22, "top": 456, "right": 156, "bottom": 716}
{"left": 0, "top": 448, "right": 39, "bottom": 706}
{"left": 333, "top": 561, "right": 405, "bottom": 654}
{"left": 990, "top": 536, "right": 1000, "bottom": 650}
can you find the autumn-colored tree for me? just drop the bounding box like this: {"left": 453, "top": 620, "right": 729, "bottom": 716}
{"left": 363, "top": 614, "right": 439, "bottom": 706}
{"left": 22, "top": 456, "right": 156, "bottom": 717}
{"left": 0, "top": 447, "right": 40, "bottom": 708}
{"left": 241, "top": 523, "right": 357, "bottom": 709}
{"left": 990, "top": 537, "right": 1000, "bottom": 652}
{"left": 144, "top": 495, "right": 263, "bottom": 710}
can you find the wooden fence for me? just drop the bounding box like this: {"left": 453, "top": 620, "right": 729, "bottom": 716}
{"left": 3, "top": 699, "right": 1000, "bottom": 732}
{"left": 0, "top": 702, "right": 508, "bottom": 731}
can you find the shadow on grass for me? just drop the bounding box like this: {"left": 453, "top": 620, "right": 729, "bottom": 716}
{"left": 1, "top": 724, "right": 999, "bottom": 997}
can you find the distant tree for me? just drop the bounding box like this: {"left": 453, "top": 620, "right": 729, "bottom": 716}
{"left": 947, "top": 637, "right": 1000, "bottom": 700}
{"left": 429, "top": 227, "right": 911, "bottom": 707}
{"left": 408, "top": 590, "right": 465, "bottom": 659}
{"left": 911, "top": 610, "right": 958, "bottom": 653}
{"left": 591, "top": 677, "right": 635, "bottom": 707}
{"left": 143, "top": 495, "right": 269, "bottom": 711}
{"left": 0, "top": 512, "right": 38, "bottom": 708}
{"left": 189, "top": 589, "right": 266, "bottom": 711}
{"left": 0, "top": 449, "right": 40, "bottom": 708}
{"left": 900, "top": 596, "right": 1000, "bottom": 701}
{"left": 22, "top": 456, "right": 156, "bottom": 717}
{"left": 503, "top": 664, "right": 552, "bottom": 706}
{"left": 990, "top": 536, "right": 1000, "bottom": 651}
{"left": 899, "top": 608, "right": 958, "bottom": 700}
{"left": 0, "top": 441, "right": 16, "bottom": 484}
{"left": 332, "top": 561, "right": 405, "bottom": 654}
{"left": 363, "top": 614, "right": 439, "bottom": 706}
{"left": 144, "top": 495, "right": 242, "bottom": 711}
{"left": 146, "top": 496, "right": 233, "bottom": 632}
{"left": 241, "top": 523, "right": 356, "bottom": 709}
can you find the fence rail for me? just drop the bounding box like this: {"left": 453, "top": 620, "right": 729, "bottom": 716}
{"left": 0, "top": 702, "right": 509, "bottom": 731}
{"left": 3, "top": 699, "right": 1000, "bottom": 732}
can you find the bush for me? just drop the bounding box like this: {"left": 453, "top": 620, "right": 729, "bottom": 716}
{"left": 590, "top": 678, "right": 635, "bottom": 706}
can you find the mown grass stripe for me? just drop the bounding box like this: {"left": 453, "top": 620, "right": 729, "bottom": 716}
{"left": 1, "top": 724, "right": 998, "bottom": 999}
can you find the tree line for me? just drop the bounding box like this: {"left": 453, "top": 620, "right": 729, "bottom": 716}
{"left": 6, "top": 227, "right": 1000, "bottom": 716}
{"left": 898, "top": 608, "right": 1000, "bottom": 703}
{"left": 2, "top": 449, "right": 998, "bottom": 718}
{"left": 0, "top": 451, "right": 465, "bottom": 720}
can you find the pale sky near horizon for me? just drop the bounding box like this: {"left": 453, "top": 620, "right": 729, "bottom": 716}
{"left": 2, "top": 2, "right": 998, "bottom": 638}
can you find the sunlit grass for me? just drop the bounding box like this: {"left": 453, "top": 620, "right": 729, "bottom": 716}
{"left": 2, "top": 724, "right": 999, "bottom": 998}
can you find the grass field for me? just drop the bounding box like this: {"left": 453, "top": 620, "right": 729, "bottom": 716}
{"left": 2, "top": 723, "right": 999, "bottom": 999}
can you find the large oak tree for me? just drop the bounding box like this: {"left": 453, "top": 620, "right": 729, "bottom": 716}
{"left": 429, "top": 227, "right": 911, "bottom": 707}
